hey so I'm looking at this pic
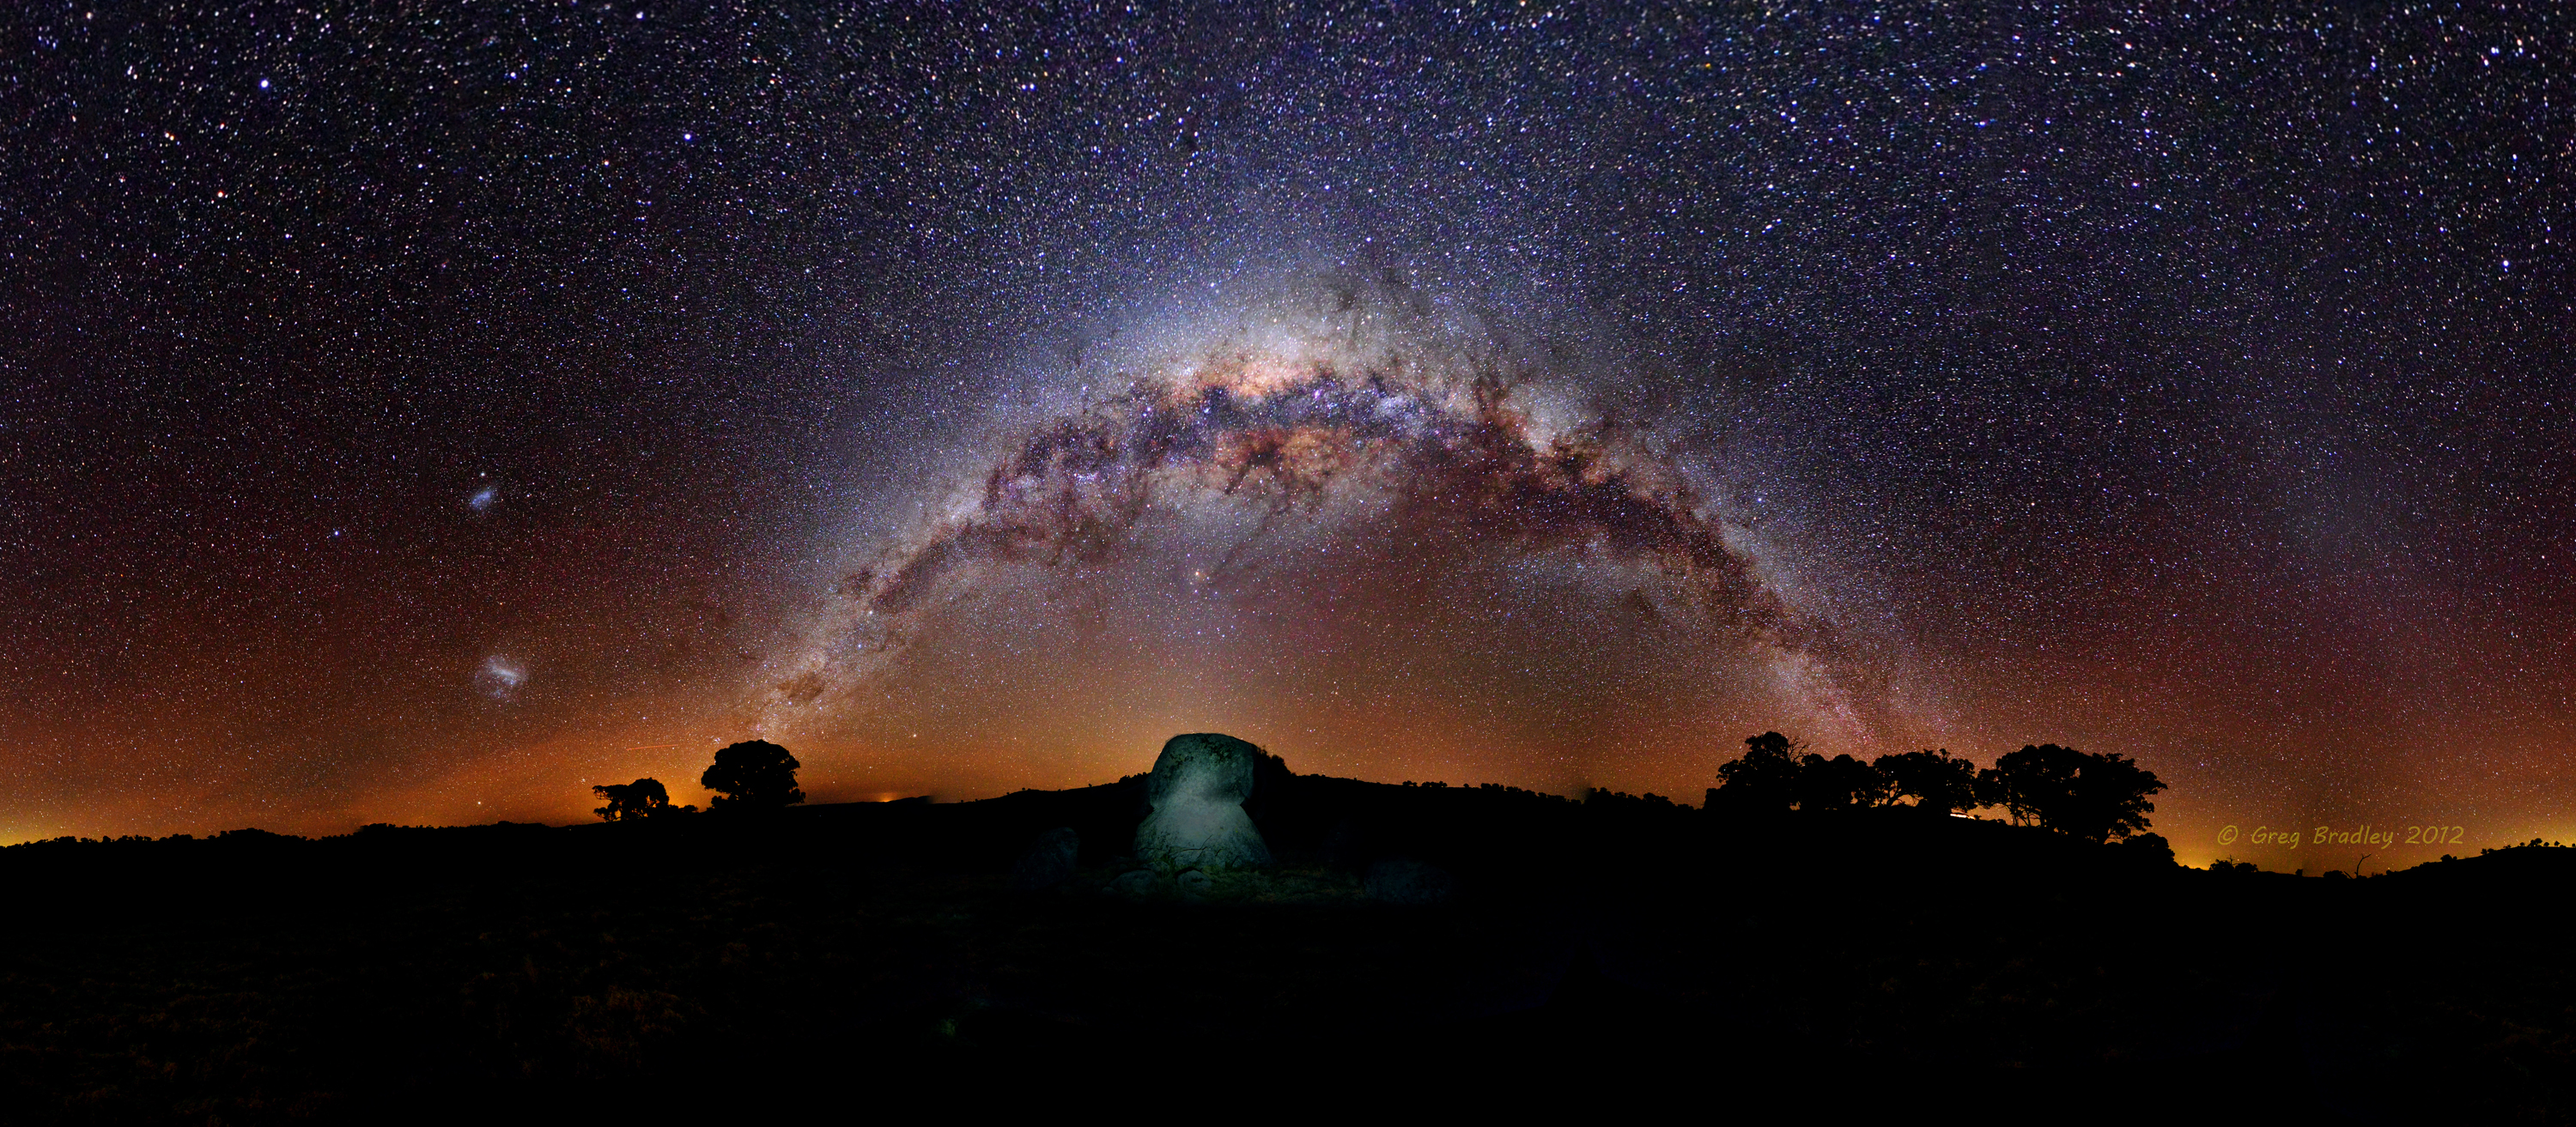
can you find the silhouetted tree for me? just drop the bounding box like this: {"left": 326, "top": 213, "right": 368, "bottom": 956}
{"left": 592, "top": 777, "right": 692, "bottom": 821}
{"left": 1872, "top": 748, "right": 1983, "bottom": 815}
{"left": 1710, "top": 734, "right": 1917, "bottom": 814}
{"left": 1978, "top": 744, "right": 2166, "bottom": 842}
{"left": 1793, "top": 753, "right": 1890, "bottom": 811}
{"left": 1978, "top": 744, "right": 2075, "bottom": 825}
{"left": 2065, "top": 749, "right": 2165, "bottom": 842}
{"left": 1706, "top": 731, "right": 1803, "bottom": 815}
{"left": 701, "top": 740, "right": 805, "bottom": 811}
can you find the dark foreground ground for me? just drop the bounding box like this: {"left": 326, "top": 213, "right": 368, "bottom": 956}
{"left": 4, "top": 775, "right": 2573, "bottom": 1124}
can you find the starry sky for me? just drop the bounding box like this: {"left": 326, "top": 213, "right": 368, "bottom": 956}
{"left": 3, "top": 2, "right": 2570, "bottom": 867}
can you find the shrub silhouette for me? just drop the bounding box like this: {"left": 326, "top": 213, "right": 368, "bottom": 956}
{"left": 591, "top": 778, "right": 692, "bottom": 821}
{"left": 701, "top": 741, "right": 805, "bottom": 811}
{"left": 2119, "top": 832, "right": 2177, "bottom": 868}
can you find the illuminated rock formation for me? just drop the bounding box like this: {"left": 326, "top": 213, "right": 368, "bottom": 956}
{"left": 1134, "top": 732, "right": 1273, "bottom": 873}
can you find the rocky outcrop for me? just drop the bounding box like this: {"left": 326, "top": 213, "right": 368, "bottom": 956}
{"left": 1133, "top": 732, "right": 1274, "bottom": 872}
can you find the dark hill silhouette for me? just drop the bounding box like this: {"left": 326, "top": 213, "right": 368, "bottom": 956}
{"left": 1, "top": 768, "right": 2571, "bottom": 1120}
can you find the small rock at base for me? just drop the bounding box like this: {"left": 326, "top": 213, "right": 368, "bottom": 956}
{"left": 1176, "top": 869, "right": 1214, "bottom": 900}
{"left": 1109, "top": 869, "right": 1161, "bottom": 899}
{"left": 1010, "top": 827, "right": 1079, "bottom": 892}
{"left": 1364, "top": 857, "right": 1457, "bottom": 905}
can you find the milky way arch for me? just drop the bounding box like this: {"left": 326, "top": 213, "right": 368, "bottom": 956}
{"left": 756, "top": 301, "right": 1874, "bottom": 744}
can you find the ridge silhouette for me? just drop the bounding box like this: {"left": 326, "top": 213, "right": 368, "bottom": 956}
{"left": 0, "top": 735, "right": 2562, "bottom": 1119}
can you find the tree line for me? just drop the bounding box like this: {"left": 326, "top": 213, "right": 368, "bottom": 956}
{"left": 591, "top": 740, "right": 805, "bottom": 821}
{"left": 588, "top": 733, "right": 2168, "bottom": 848}
{"left": 1705, "top": 732, "right": 2166, "bottom": 845}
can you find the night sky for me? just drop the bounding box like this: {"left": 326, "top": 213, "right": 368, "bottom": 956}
{"left": 5, "top": 2, "right": 2571, "bottom": 866}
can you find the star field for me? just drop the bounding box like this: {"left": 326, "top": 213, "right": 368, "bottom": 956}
{"left": 2, "top": 2, "right": 2570, "bottom": 864}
